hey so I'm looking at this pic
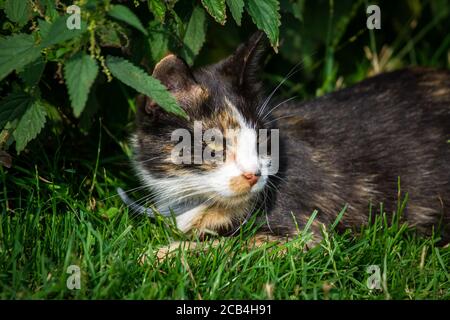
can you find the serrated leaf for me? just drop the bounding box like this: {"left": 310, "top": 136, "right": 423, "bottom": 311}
{"left": 0, "top": 34, "right": 41, "bottom": 82}
{"left": 148, "top": 21, "right": 170, "bottom": 63}
{"left": 42, "top": 0, "right": 58, "bottom": 20}
{"left": 41, "top": 100, "right": 62, "bottom": 123}
{"left": 246, "top": 0, "right": 281, "bottom": 51}
{"left": 4, "top": 0, "right": 30, "bottom": 25}
{"left": 148, "top": 0, "right": 166, "bottom": 22}
{"left": 108, "top": 5, "right": 148, "bottom": 35}
{"left": 40, "top": 15, "right": 87, "bottom": 48}
{"left": 97, "top": 23, "right": 125, "bottom": 48}
{"left": 38, "top": 19, "right": 51, "bottom": 38}
{"left": 0, "top": 92, "right": 34, "bottom": 129}
{"left": 64, "top": 53, "right": 99, "bottom": 117}
{"left": 226, "top": 0, "right": 244, "bottom": 25}
{"left": 13, "top": 100, "right": 47, "bottom": 153}
{"left": 19, "top": 56, "right": 46, "bottom": 86}
{"left": 181, "top": 6, "right": 207, "bottom": 66}
{"left": 105, "top": 56, "right": 187, "bottom": 118}
{"left": 201, "top": 0, "right": 226, "bottom": 25}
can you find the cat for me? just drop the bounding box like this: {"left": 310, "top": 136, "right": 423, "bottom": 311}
{"left": 126, "top": 31, "right": 450, "bottom": 255}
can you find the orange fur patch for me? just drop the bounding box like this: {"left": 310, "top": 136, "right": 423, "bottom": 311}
{"left": 191, "top": 206, "right": 234, "bottom": 232}
{"left": 229, "top": 175, "right": 252, "bottom": 194}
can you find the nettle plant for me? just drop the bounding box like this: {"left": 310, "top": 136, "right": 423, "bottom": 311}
{"left": 0, "top": 0, "right": 282, "bottom": 164}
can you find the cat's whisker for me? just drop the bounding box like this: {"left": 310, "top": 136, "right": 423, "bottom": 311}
{"left": 152, "top": 189, "right": 212, "bottom": 210}
{"left": 120, "top": 184, "right": 196, "bottom": 215}
{"left": 118, "top": 189, "right": 156, "bottom": 217}
{"left": 261, "top": 187, "right": 274, "bottom": 234}
{"left": 267, "top": 182, "right": 282, "bottom": 197}
{"left": 257, "top": 64, "right": 300, "bottom": 117}
{"left": 139, "top": 179, "right": 204, "bottom": 197}
{"left": 127, "top": 181, "right": 213, "bottom": 211}
{"left": 102, "top": 185, "right": 149, "bottom": 202}
{"left": 269, "top": 174, "right": 289, "bottom": 185}
{"left": 261, "top": 96, "right": 298, "bottom": 122}
{"left": 256, "top": 61, "right": 304, "bottom": 120}
{"left": 135, "top": 155, "right": 167, "bottom": 164}
{"left": 228, "top": 192, "right": 261, "bottom": 236}
{"left": 151, "top": 183, "right": 212, "bottom": 201}
{"left": 141, "top": 185, "right": 202, "bottom": 205}
{"left": 264, "top": 114, "right": 300, "bottom": 126}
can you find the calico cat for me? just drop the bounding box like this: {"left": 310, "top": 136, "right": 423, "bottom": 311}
{"left": 127, "top": 32, "right": 450, "bottom": 251}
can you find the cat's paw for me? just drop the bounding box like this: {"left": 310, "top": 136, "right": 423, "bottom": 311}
{"left": 155, "top": 241, "right": 198, "bottom": 261}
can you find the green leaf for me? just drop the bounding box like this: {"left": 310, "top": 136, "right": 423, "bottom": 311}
{"left": 106, "top": 56, "right": 187, "bottom": 118}
{"left": 108, "top": 5, "right": 148, "bottom": 35}
{"left": 19, "top": 56, "right": 46, "bottom": 86}
{"left": 97, "top": 23, "right": 125, "bottom": 48}
{"left": 148, "top": 0, "right": 167, "bottom": 22}
{"left": 226, "top": 0, "right": 244, "bottom": 25}
{"left": 40, "top": 15, "right": 87, "bottom": 48}
{"left": 0, "top": 34, "right": 41, "bottom": 82}
{"left": 64, "top": 53, "right": 99, "bottom": 117}
{"left": 13, "top": 100, "right": 47, "bottom": 153}
{"left": 38, "top": 19, "right": 52, "bottom": 38}
{"left": 4, "top": 0, "right": 30, "bottom": 25}
{"left": 201, "top": 0, "right": 227, "bottom": 25}
{"left": 148, "top": 21, "right": 170, "bottom": 63}
{"left": 181, "top": 6, "right": 207, "bottom": 66}
{"left": 0, "top": 92, "right": 33, "bottom": 129}
{"left": 246, "top": 0, "right": 281, "bottom": 51}
{"left": 41, "top": 0, "right": 59, "bottom": 20}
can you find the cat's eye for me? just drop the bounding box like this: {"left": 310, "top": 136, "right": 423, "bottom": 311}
{"left": 202, "top": 140, "right": 225, "bottom": 165}
{"left": 206, "top": 142, "right": 224, "bottom": 152}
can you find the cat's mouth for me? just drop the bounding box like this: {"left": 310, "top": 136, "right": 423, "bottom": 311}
{"left": 215, "top": 175, "right": 267, "bottom": 205}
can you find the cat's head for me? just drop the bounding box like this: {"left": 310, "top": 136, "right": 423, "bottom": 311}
{"left": 132, "top": 32, "right": 276, "bottom": 211}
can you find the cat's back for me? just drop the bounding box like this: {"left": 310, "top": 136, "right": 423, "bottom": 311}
{"left": 266, "top": 67, "right": 450, "bottom": 238}
{"left": 273, "top": 67, "right": 450, "bottom": 135}
{"left": 272, "top": 67, "right": 450, "bottom": 182}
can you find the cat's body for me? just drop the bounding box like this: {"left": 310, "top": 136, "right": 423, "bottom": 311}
{"left": 130, "top": 32, "right": 450, "bottom": 248}
{"left": 263, "top": 67, "right": 450, "bottom": 242}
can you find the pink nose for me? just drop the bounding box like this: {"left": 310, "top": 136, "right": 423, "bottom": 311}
{"left": 242, "top": 172, "right": 259, "bottom": 187}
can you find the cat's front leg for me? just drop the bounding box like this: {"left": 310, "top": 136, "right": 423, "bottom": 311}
{"left": 153, "top": 234, "right": 291, "bottom": 262}
{"left": 153, "top": 204, "right": 226, "bottom": 261}
{"left": 153, "top": 227, "right": 325, "bottom": 263}
{"left": 153, "top": 204, "right": 230, "bottom": 260}
{"left": 154, "top": 207, "right": 326, "bottom": 261}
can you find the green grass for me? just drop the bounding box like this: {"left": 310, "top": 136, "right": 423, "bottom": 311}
{"left": 1, "top": 146, "right": 449, "bottom": 300}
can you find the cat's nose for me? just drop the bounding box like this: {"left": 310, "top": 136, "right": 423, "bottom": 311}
{"left": 242, "top": 172, "right": 260, "bottom": 187}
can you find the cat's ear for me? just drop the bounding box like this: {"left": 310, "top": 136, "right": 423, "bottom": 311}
{"left": 219, "top": 31, "right": 269, "bottom": 90}
{"left": 138, "top": 54, "right": 205, "bottom": 118}
{"left": 152, "top": 54, "right": 197, "bottom": 92}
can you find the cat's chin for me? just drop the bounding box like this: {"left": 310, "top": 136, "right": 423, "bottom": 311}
{"left": 215, "top": 192, "right": 258, "bottom": 207}
{"left": 213, "top": 181, "right": 266, "bottom": 207}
